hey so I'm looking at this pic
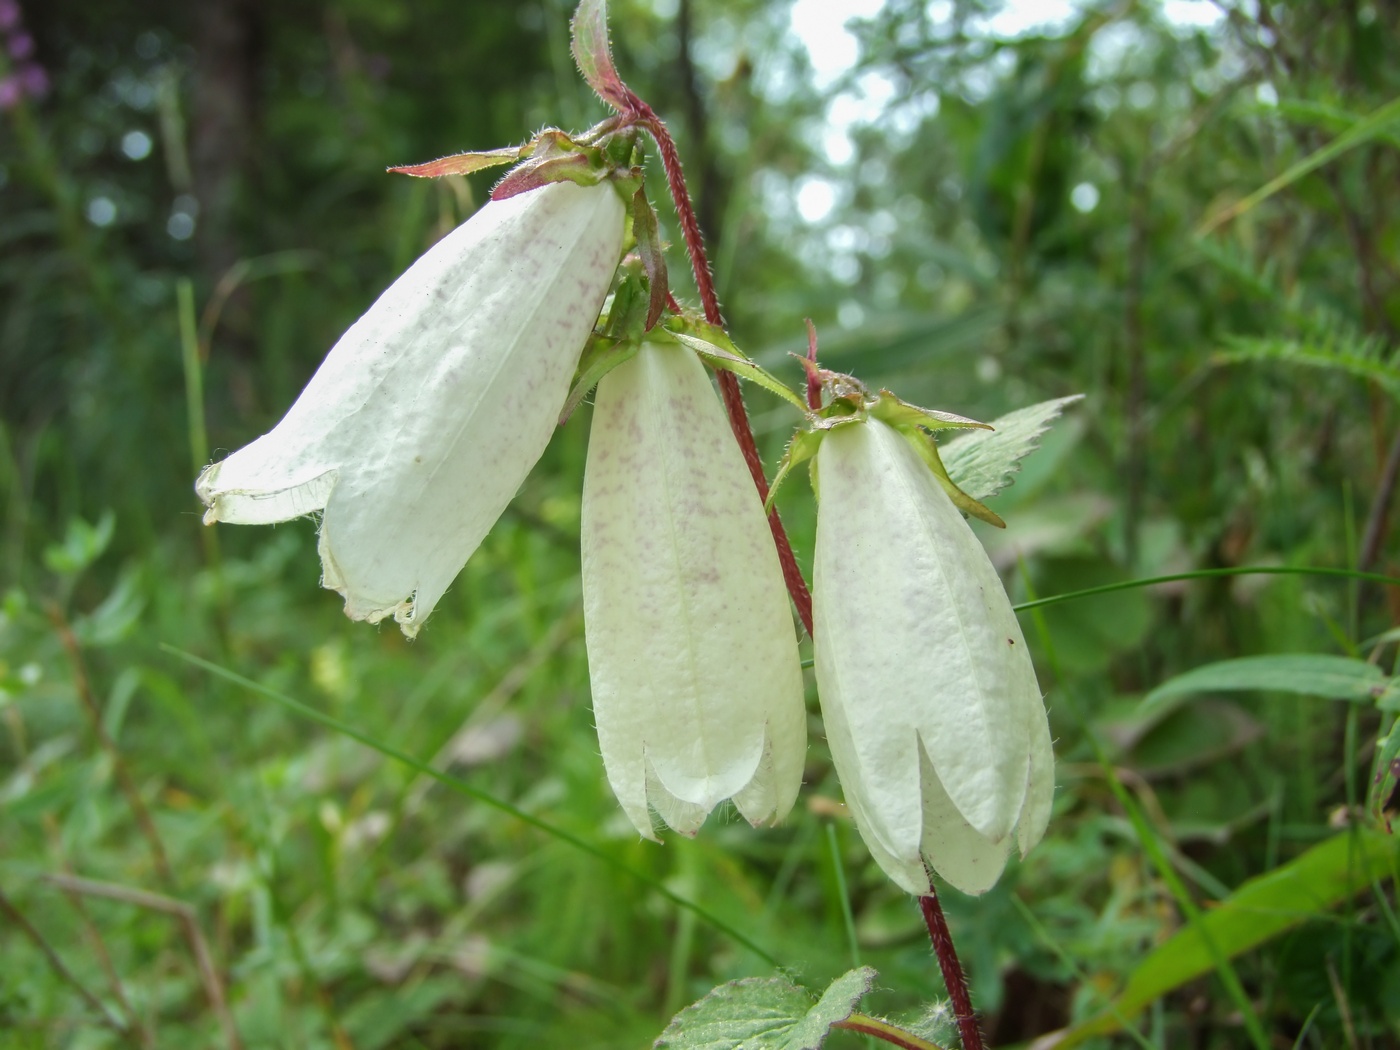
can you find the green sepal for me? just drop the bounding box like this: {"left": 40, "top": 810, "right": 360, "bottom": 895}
{"left": 387, "top": 145, "right": 525, "bottom": 179}
{"left": 665, "top": 320, "right": 809, "bottom": 412}
{"left": 559, "top": 335, "right": 641, "bottom": 424}
{"left": 570, "top": 0, "right": 632, "bottom": 113}
{"left": 490, "top": 129, "right": 615, "bottom": 199}
{"left": 763, "top": 428, "right": 827, "bottom": 514}
{"left": 631, "top": 186, "right": 669, "bottom": 331}
{"left": 903, "top": 427, "right": 1006, "bottom": 528}
{"left": 598, "top": 259, "right": 652, "bottom": 341}
{"left": 868, "top": 390, "right": 992, "bottom": 434}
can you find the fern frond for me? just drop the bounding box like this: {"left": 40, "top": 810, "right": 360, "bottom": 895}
{"left": 1216, "top": 332, "right": 1400, "bottom": 400}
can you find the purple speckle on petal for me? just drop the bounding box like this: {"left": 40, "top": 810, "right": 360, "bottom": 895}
{"left": 7, "top": 30, "right": 32, "bottom": 59}
{"left": 0, "top": 75, "right": 19, "bottom": 110}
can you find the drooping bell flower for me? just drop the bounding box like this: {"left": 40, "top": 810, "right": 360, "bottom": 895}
{"left": 197, "top": 178, "right": 627, "bottom": 636}
{"left": 811, "top": 410, "right": 1054, "bottom": 896}
{"left": 581, "top": 339, "right": 807, "bottom": 836}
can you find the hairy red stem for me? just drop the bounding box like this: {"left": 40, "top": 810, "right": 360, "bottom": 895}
{"left": 630, "top": 99, "right": 813, "bottom": 636}
{"left": 920, "top": 892, "right": 985, "bottom": 1050}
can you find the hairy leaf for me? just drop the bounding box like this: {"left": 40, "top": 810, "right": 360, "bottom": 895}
{"left": 654, "top": 968, "right": 875, "bottom": 1050}
{"left": 940, "top": 395, "right": 1083, "bottom": 503}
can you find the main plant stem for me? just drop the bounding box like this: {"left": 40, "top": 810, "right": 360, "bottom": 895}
{"left": 921, "top": 892, "right": 985, "bottom": 1050}
{"left": 631, "top": 96, "right": 983, "bottom": 1049}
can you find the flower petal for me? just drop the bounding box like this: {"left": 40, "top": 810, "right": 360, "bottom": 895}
{"left": 813, "top": 419, "right": 1034, "bottom": 843}
{"left": 582, "top": 343, "right": 806, "bottom": 836}
{"left": 1017, "top": 693, "right": 1055, "bottom": 857}
{"left": 198, "top": 181, "right": 626, "bottom": 635}
{"left": 914, "top": 742, "right": 1012, "bottom": 895}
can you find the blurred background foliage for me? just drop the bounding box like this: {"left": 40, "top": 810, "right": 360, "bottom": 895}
{"left": 2, "top": 0, "right": 1400, "bottom": 1046}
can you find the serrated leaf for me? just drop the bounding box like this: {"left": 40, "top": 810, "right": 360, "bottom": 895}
{"left": 387, "top": 146, "right": 523, "bottom": 178}
{"left": 654, "top": 967, "right": 876, "bottom": 1050}
{"left": 941, "top": 395, "right": 1083, "bottom": 503}
{"left": 571, "top": 0, "right": 632, "bottom": 112}
{"left": 1139, "top": 654, "right": 1393, "bottom": 719}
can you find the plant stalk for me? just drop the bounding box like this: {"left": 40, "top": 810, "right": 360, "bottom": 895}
{"left": 920, "top": 891, "right": 985, "bottom": 1050}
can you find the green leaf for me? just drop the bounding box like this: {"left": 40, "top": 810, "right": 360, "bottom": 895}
{"left": 1139, "top": 654, "right": 1392, "bottom": 719}
{"left": 570, "top": 0, "right": 631, "bottom": 112}
{"left": 1055, "top": 830, "right": 1400, "bottom": 1046}
{"left": 1276, "top": 97, "right": 1400, "bottom": 150}
{"left": 163, "top": 645, "right": 779, "bottom": 967}
{"left": 42, "top": 511, "right": 116, "bottom": 576}
{"left": 940, "top": 395, "right": 1083, "bottom": 503}
{"left": 653, "top": 967, "right": 876, "bottom": 1050}
{"left": 1197, "top": 94, "right": 1400, "bottom": 235}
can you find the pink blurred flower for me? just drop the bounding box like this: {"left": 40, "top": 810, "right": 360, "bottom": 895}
{"left": 0, "top": 0, "right": 19, "bottom": 32}
{"left": 7, "top": 30, "right": 33, "bottom": 59}
{"left": 16, "top": 62, "right": 45, "bottom": 98}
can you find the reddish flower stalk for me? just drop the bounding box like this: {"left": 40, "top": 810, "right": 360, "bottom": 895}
{"left": 921, "top": 892, "right": 985, "bottom": 1050}
{"left": 624, "top": 94, "right": 813, "bottom": 636}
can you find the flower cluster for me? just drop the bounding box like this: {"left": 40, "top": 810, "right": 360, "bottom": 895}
{"left": 198, "top": 103, "right": 1061, "bottom": 899}
{"left": 197, "top": 152, "right": 807, "bottom": 833}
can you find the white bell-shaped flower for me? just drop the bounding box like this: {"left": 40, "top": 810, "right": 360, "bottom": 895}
{"left": 812, "top": 417, "right": 1053, "bottom": 895}
{"left": 581, "top": 341, "right": 807, "bottom": 836}
{"left": 197, "top": 180, "right": 627, "bottom": 636}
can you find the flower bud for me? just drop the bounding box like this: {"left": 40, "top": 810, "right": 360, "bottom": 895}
{"left": 581, "top": 341, "right": 807, "bottom": 836}
{"left": 197, "top": 180, "right": 627, "bottom": 636}
{"left": 813, "top": 417, "right": 1053, "bottom": 895}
